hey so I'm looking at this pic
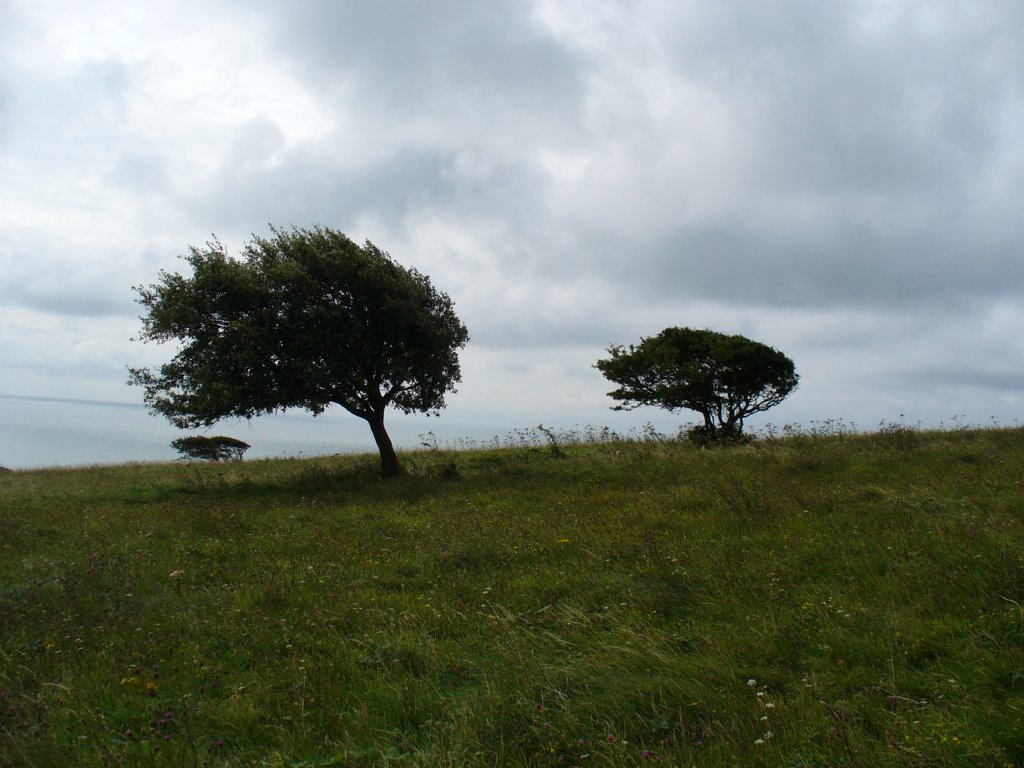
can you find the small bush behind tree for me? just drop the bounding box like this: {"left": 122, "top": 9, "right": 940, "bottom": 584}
{"left": 171, "top": 435, "right": 250, "bottom": 462}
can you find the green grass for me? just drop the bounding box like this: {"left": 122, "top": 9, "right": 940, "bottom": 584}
{"left": 2, "top": 426, "right": 1024, "bottom": 766}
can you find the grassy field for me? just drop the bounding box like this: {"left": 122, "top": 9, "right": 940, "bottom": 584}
{"left": 1, "top": 424, "right": 1023, "bottom": 766}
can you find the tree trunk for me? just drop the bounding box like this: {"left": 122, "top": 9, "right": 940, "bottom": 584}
{"left": 368, "top": 411, "right": 401, "bottom": 477}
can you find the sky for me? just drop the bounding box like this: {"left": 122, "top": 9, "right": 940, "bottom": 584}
{"left": 2, "top": 0, "right": 1023, "bottom": 446}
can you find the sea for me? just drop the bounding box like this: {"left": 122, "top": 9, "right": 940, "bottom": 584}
{"left": 0, "top": 394, "right": 496, "bottom": 470}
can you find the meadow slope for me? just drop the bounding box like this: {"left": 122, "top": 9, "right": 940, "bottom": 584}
{"left": 1, "top": 426, "right": 1023, "bottom": 766}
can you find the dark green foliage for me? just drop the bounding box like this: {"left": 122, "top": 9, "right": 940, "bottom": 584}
{"left": 170, "top": 435, "right": 250, "bottom": 462}
{"left": 596, "top": 327, "right": 798, "bottom": 440}
{"left": 129, "top": 225, "right": 469, "bottom": 476}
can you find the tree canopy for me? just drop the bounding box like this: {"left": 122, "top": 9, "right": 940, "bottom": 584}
{"left": 129, "top": 225, "right": 469, "bottom": 476}
{"left": 595, "top": 327, "right": 798, "bottom": 441}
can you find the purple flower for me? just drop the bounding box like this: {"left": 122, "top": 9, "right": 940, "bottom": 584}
{"left": 642, "top": 750, "right": 651, "bottom": 759}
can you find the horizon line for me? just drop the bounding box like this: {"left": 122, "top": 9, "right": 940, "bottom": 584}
{"left": 0, "top": 392, "right": 143, "bottom": 409}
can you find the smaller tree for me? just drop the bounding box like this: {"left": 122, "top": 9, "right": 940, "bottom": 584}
{"left": 171, "top": 435, "right": 251, "bottom": 462}
{"left": 595, "top": 327, "right": 798, "bottom": 442}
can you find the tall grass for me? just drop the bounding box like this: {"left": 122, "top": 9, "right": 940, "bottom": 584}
{"left": 1, "top": 425, "right": 1023, "bottom": 766}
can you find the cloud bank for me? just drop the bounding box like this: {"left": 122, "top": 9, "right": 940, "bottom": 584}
{"left": 1, "top": 0, "right": 1022, "bottom": 435}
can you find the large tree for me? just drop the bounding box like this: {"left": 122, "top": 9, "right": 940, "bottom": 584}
{"left": 129, "top": 225, "right": 469, "bottom": 476}
{"left": 595, "top": 327, "right": 798, "bottom": 441}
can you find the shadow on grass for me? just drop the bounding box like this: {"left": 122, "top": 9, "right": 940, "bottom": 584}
{"left": 105, "top": 446, "right": 576, "bottom": 508}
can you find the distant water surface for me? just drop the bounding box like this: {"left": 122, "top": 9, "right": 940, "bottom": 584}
{"left": 0, "top": 394, "right": 487, "bottom": 470}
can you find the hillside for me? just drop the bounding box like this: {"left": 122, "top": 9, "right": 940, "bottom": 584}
{"left": 1, "top": 426, "right": 1023, "bottom": 766}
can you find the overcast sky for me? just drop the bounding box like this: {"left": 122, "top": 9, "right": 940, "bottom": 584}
{"left": 2, "top": 0, "right": 1023, "bottom": 440}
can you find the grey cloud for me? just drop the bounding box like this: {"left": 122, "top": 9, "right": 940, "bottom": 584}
{"left": 0, "top": 266, "right": 136, "bottom": 318}
{"left": 0, "top": 231, "right": 142, "bottom": 318}
{"left": 906, "top": 365, "right": 1024, "bottom": 393}
{"left": 16, "top": 292, "right": 130, "bottom": 318}
{"left": 256, "top": 1, "right": 580, "bottom": 99}
{"left": 523, "top": 3, "right": 1024, "bottom": 311}
{"left": 637, "top": 215, "right": 1023, "bottom": 310}
{"left": 0, "top": 83, "right": 9, "bottom": 141}
{"left": 195, "top": 1, "right": 1023, "bottom": 316}
{"left": 22, "top": 57, "right": 135, "bottom": 153}
{"left": 232, "top": 0, "right": 586, "bottom": 152}
{"left": 183, "top": 137, "right": 454, "bottom": 232}
{"left": 0, "top": 0, "right": 23, "bottom": 139}
{"left": 4, "top": 0, "right": 1024, "bottom": 433}
{"left": 181, "top": 117, "right": 552, "bottom": 243}
{"left": 171, "top": 0, "right": 1024, "bottom": 323}
{"left": 110, "top": 146, "right": 173, "bottom": 198}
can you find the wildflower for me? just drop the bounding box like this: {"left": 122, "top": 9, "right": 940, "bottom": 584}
{"left": 169, "top": 570, "right": 184, "bottom": 580}
{"left": 641, "top": 750, "right": 652, "bottom": 759}
{"left": 765, "top": 702, "right": 775, "bottom": 709}
{"left": 747, "top": 679, "right": 757, "bottom": 687}
{"left": 754, "top": 738, "right": 765, "bottom": 745}
{"left": 214, "top": 739, "right": 225, "bottom": 748}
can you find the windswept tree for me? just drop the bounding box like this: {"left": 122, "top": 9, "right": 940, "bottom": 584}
{"left": 170, "top": 435, "right": 250, "bottom": 462}
{"left": 129, "top": 225, "right": 469, "bottom": 476}
{"left": 595, "top": 327, "right": 798, "bottom": 442}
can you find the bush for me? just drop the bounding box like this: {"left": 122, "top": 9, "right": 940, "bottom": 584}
{"left": 170, "top": 435, "right": 250, "bottom": 462}
{"left": 686, "top": 424, "right": 751, "bottom": 447}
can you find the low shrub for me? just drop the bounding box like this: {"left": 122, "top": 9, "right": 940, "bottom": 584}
{"left": 170, "top": 435, "right": 250, "bottom": 462}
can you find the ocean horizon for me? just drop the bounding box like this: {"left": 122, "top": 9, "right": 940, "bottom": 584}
{"left": 0, "top": 393, "right": 503, "bottom": 470}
